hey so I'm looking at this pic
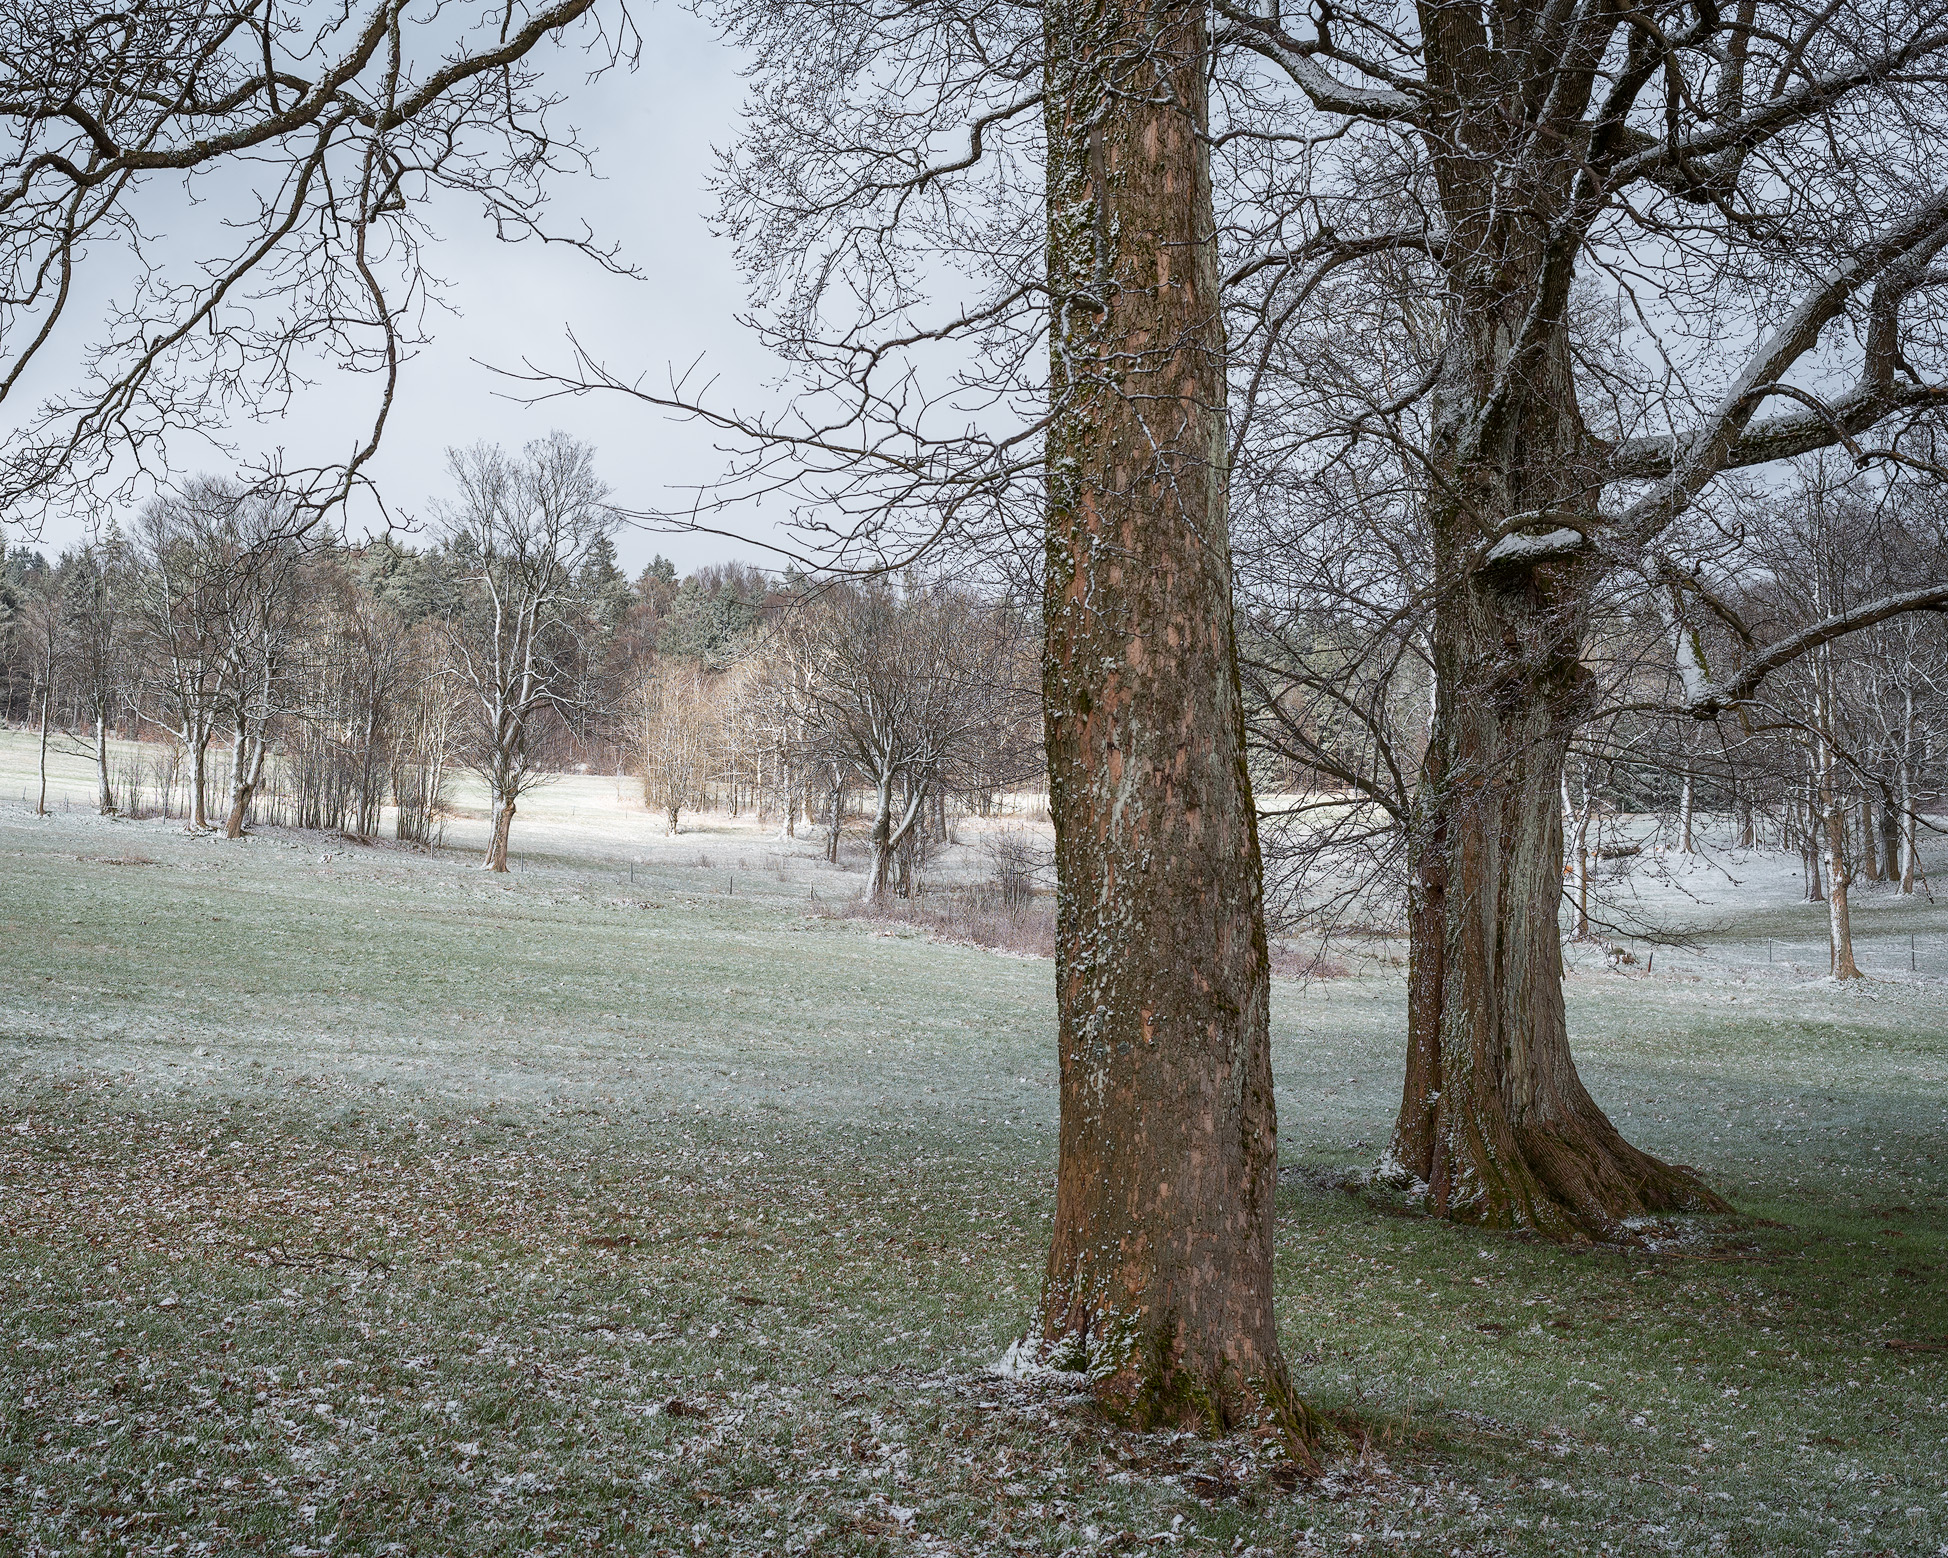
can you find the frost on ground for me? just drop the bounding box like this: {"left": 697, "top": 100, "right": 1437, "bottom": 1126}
{"left": 1, "top": 746, "right": 1945, "bottom": 1555}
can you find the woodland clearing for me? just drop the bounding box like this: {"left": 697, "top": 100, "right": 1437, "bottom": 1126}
{"left": 2, "top": 734, "right": 1945, "bottom": 1556}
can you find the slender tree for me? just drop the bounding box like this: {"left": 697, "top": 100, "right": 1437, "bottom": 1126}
{"left": 57, "top": 540, "right": 130, "bottom": 815}
{"left": 439, "top": 435, "right": 615, "bottom": 871}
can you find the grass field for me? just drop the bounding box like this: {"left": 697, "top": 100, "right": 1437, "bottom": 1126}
{"left": 2, "top": 733, "right": 1946, "bottom": 1556}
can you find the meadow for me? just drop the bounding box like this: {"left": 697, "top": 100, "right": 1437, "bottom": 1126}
{"left": 2, "top": 734, "right": 1944, "bottom": 1556}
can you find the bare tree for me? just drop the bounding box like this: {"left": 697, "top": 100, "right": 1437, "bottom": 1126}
{"left": 213, "top": 509, "right": 306, "bottom": 837}
{"left": 0, "top": 0, "right": 634, "bottom": 527}
{"left": 56, "top": 539, "right": 130, "bottom": 814}
{"left": 130, "top": 482, "right": 244, "bottom": 828}
{"left": 789, "top": 582, "right": 1034, "bottom": 900}
{"left": 639, "top": 660, "right": 715, "bottom": 834}
{"left": 439, "top": 435, "right": 614, "bottom": 870}
{"left": 520, "top": 0, "right": 1948, "bottom": 1434}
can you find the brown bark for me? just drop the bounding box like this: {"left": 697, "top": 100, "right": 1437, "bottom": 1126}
{"left": 486, "top": 800, "right": 515, "bottom": 871}
{"left": 1385, "top": 9, "right": 1726, "bottom": 1239}
{"left": 1387, "top": 778, "right": 1447, "bottom": 1184}
{"left": 189, "top": 735, "right": 211, "bottom": 829}
{"left": 1035, "top": 0, "right": 1311, "bottom": 1451}
{"left": 1394, "top": 634, "right": 1723, "bottom": 1237}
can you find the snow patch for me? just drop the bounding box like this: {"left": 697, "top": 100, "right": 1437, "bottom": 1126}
{"left": 990, "top": 1337, "right": 1086, "bottom": 1384}
{"left": 1485, "top": 527, "right": 1585, "bottom": 564}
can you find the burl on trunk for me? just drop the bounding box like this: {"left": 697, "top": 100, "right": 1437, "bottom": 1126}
{"left": 1035, "top": 0, "right": 1312, "bottom": 1449}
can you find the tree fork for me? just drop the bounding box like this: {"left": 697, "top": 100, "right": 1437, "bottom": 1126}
{"left": 1035, "top": 0, "right": 1314, "bottom": 1452}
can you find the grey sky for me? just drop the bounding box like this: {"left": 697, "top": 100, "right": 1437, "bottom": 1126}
{"left": 22, "top": 8, "right": 782, "bottom": 580}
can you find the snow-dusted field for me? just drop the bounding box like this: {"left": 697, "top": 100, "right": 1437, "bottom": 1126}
{"left": 3, "top": 728, "right": 1946, "bottom": 1556}
{"left": 0, "top": 729, "right": 1054, "bottom": 900}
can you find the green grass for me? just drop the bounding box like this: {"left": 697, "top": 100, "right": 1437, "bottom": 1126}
{"left": 2, "top": 789, "right": 1946, "bottom": 1556}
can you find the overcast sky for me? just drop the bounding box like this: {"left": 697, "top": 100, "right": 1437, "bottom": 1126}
{"left": 24, "top": 8, "right": 785, "bottom": 580}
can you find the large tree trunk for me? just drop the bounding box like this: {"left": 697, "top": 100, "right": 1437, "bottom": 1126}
{"left": 1033, "top": 0, "right": 1310, "bottom": 1451}
{"left": 1386, "top": 51, "right": 1725, "bottom": 1238}
{"left": 1390, "top": 581, "right": 1726, "bottom": 1238}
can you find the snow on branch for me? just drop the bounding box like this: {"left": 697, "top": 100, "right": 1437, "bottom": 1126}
{"left": 1681, "top": 583, "right": 1948, "bottom": 716}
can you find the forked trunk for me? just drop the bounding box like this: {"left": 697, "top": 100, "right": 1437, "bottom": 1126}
{"left": 1035, "top": 0, "right": 1310, "bottom": 1450}
{"left": 866, "top": 772, "right": 895, "bottom": 899}
{"left": 224, "top": 728, "right": 268, "bottom": 839}
{"left": 866, "top": 781, "right": 924, "bottom": 901}
{"left": 1386, "top": 103, "right": 1724, "bottom": 1237}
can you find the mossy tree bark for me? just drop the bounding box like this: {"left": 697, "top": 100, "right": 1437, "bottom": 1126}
{"left": 1381, "top": 4, "right": 1727, "bottom": 1239}
{"left": 1037, "top": 0, "right": 1313, "bottom": 1450}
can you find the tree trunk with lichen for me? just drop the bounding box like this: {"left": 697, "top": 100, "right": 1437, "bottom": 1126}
{"left": 1388, "top": 570, "right": 1724, "bottom": 1237}
{"left": 1381, "top": 40, "right": 1726, "bottom": 1237}
{"left": 1034, "top": 0, "right": 1312, "bottom": 1452}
